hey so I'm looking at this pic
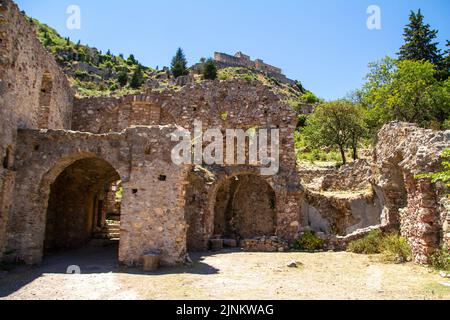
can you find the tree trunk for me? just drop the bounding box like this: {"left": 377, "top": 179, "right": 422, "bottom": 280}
{"left": 339, "top": 145, "right": 347, "bottom": 165}
{"left": 352, "top": 137, "right": 358, "bottom": 161}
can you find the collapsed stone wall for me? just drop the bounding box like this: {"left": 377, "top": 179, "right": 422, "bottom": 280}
{"left": 375, "top": 122, "right": 449, "bottom": 264}
{"left": 301, "top": 190, "right": 383, "bottom": 236}
{"left": 0, "top": 0, "right": 73, "bottom": 260}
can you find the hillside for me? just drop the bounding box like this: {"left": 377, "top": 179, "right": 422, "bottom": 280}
{"left": 30, "top": 17, "right": 319, "bottom": 111}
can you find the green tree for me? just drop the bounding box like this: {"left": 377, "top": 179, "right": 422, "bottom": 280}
{"left": 127, "top": 54, "right": 137, "bottom": 66}
{"left": 398, "top": 10, "right": 442, "bottom": 66}
{"left": 437, "top": 40, "right": 450, "bottom": 81}
{"left": 202, "top": 58, "right": 217, "bottom": 80}
{"left": 117, "top": 70, "right": 128, "bottom": 87}
{"left": 361, "top": 57, "right": 450, "bottom": 130}
{"left": 171, "top": 47, "right": 189, "bottom": 78}
{"left": 129, "top": 65, "right": 144, "bottom": 89}
{"left": 303, "top": 100, "right": 366, "bottom": 164}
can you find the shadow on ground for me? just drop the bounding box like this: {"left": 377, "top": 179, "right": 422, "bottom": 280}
{"left": 0, "top": 244, "right": 225, "bottom": 298}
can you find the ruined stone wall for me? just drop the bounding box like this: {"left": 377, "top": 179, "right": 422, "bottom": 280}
{"left": 72, "top": 81, "right": 302, "bottom": 248}
{"left": 0, "top": 0, "right": 73, "bottom": 260}
{"left": 302, "top": 190, "right": 383, "bottom": 236}
{"left": 375, "top": 122, "right": 449, "bottom": 264}
{"left": 4, "top": 126, "right": 190, "bottom": 266}
{"left": 72, "top": 81, "right": 298, "bottom": 170}
{"left": 213, "top": 52, "right": 291, "bottom": 84}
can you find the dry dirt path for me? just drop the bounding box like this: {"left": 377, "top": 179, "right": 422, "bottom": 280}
{"left": 0, "top": 246, "right": 448, "bottom": 300}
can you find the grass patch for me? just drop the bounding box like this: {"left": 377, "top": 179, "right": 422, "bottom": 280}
{"left": 347, "top": 230, "right": 412, "bottom": 263}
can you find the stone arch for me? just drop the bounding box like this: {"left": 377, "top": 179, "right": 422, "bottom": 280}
{"left": 211, "top": 173, "right": 277, "bottom": 240}
{"left": 37, "top": 152, "right": 123, "bottom": 256}
{"left": 38, "top": 72, "right": 53, "bottom": 129}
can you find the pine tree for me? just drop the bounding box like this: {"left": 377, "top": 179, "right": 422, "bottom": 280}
{"left": 398, "top": 10, "right": 442, "bottom": 66}
{"left": 202, "top": 58, "right": 217, "bottom": 80}
{"left": 437, "top": 40, "right": 450, "bottom": 80}
{"left": 171, "top": 48, "right": 189, "bottom": 78}
{"left": 129, "top": 65, "right": 144, "bottom": 89}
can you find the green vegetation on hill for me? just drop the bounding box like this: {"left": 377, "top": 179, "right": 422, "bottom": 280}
{"left": 31, "top": 17, "right": 168, "bottom": 97}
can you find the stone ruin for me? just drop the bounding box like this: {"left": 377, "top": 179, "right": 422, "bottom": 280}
{"left": 0, "top": 0, "right": 448, "bottom": 268}
{"left": 213, "top": 51, "right": 295, "bottom": 85}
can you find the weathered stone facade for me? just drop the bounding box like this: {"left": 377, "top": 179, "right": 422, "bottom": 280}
{"left": 0, "top": 0, "right": 73, "bottom": 261}
{"left": 0, "top": 0, "right": 448, "bottom": 268}
{"left": 374, "top": 122, "right": 449, "bottom": 264}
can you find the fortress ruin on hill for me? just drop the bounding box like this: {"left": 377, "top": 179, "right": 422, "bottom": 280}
{"left": 214, "top": 51, "right": 295, "bottom": 84}
{"left": 0, "top": 0, "right": 448, "bottom": 268}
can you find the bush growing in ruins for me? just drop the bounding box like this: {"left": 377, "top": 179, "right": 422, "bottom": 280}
{"left": 379, "top": 233, "right": 412, "bottom": 263}
{"left": 347, "top": 230, "right": 383, "bottom": 254}
{"left": 430, "top": 246, "right": 450, "bottom": 271}
{"left": 292, "top": 232, "right": 324, "bottom": 252}
{"left": 347, "top": 231, "right": 412, "bottom": 263}
{"left": 417, "top": 148, "right": 450, "bottom": 188}
{"left": 303, "top": 100, "right": 367, "bottom": 164}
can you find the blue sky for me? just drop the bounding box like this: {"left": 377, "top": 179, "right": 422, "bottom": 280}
{"left": 16, "top": 0, "right": 450, "bottom": 100}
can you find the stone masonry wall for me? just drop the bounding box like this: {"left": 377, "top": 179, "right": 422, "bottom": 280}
{"left": 375, "top": 122, "right": 449, "bottom": 264}
{"left": 0, "top": 0, "right": 73, "bottom": 260}
{"left": 72, "top": 81, "right": 302, "bottom": 246}
{"left": 5, "top": 126, "right": 190, "bottom": 266}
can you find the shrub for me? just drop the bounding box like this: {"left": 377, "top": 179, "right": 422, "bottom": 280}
{"left": 347, "top": 230, "right": 383, "bottom": 254}
{"left": 379, "top": 233, "right": 412, "bottom": 263}
{"left": 292, "top": 231, "right": 324, "bottom": 252}
{"left": 430, "top": 246, "right": 450, "bottom": 271}
{"left": 301, "top": 91, "right": 320, "bottom": 104}
{"left": 347, "top": 230, "right": 412, "bottom": 263}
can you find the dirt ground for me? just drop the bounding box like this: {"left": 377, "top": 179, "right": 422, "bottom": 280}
{"left": 0, "top": 245, "right": 449, "bottom": 300}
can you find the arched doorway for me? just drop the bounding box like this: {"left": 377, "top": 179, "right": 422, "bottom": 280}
{"left": 44, "top": 157, "right": 122, "bottom": 254}
{"left": 213, "top": 174, "right": 276, "bottom": 240}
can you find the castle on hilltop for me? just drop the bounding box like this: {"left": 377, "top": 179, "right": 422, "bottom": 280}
{"left": 214, "top": 51, "right": 294, "bottom": 84}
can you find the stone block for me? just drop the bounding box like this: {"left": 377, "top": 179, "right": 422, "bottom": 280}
{"left": 209, "top": 239, "right": 223, "bottom": 251}
{"left": 142, "top": 253, "right": 160, "bottom": 272}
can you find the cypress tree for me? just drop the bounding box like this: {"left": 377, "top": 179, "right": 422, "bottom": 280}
{"left": 398, "top": 10, "right": 442, "bottom": 66}
{"left": 171, "top": 48, "right": 189, "bottom": 78}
